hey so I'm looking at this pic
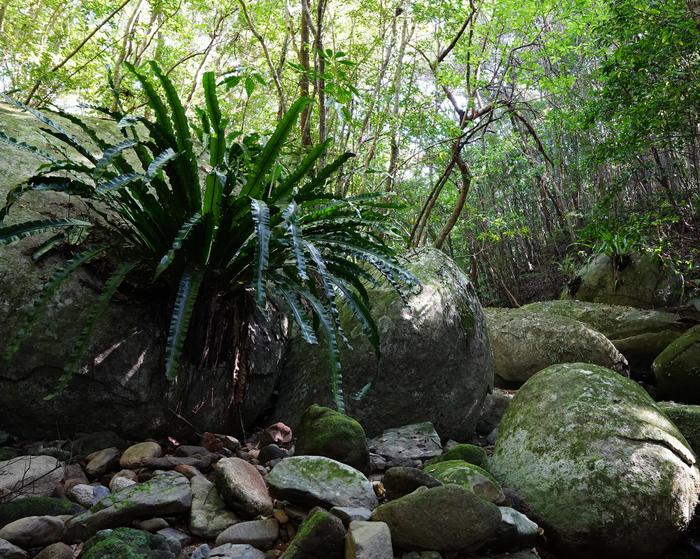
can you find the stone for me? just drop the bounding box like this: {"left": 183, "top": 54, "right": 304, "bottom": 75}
{"left": 190, "top": 475, "right": 240, "bottom": 539}
{"left": 0, "top": 497, "right": 81, "bottom": 527}
{"left": 369, "top": 454, "right": 386, "bottom": 474}
{"left": 259, "top": 423, "right": 293, "bottom": 447}
{"left": 276, "top": 248, "right": 494, "bottom": 441}
{"left": 142, "top": 455, "right": 215, "bottom": 471}
{"left": 85, "top": 448, "right": 120, "bottom": 477}
{"left": 214, "top": 458, "right": 273, "bottom": 518}
{"left": 369, "top": 423, "right": 442, "bottom": 465}
{"left": 201, "top": 433, "right": 241, "bottom": 454}
{"left": 62, "top": 464, "right": 89, "bottom": 493}
{"left": 137, "top": 518, "right": 169, "bottom": 532}
{"left": 653, "top": 324, "right": 700, "bottom": 404}
{"left": 423, "top": 461, "right": 504, "bottom": 503}
{"left": 345, "top": 521, "right": 392, "bottom": 559}
{"left": 33, "top": 542, "right": 74, "bottom": 559}
{"left": 0, "top": 516, "right": 65, "bottom": 548}
{"left": 66, "top": 484, "right": 109, "bottom": 508}
{"left": 267, "top": 456, "right": 377, "bottom": 510}
{"left": 257, "top": 445, "right": 287, "bottom": 464}
{"left": 215, "top": 519, "right": 279, "bottom": 549}
{"left": 156, "top": 527, "right": 191, "bottom": 555}
{"left": 490, "top": 363, "right": 700, "bottom": 558}
{"left": 0, "top": 538, "right": 27, "bottom": 559}
{"left": 484, "top": 307, "right": 628, "bottom": 385}
{"left": 209, "top": 543, "right": 266, "bottom": 558}
{"left": 330, "top": 507, "right": 372, "bottom": 526}
{"left": 108, "top": 476, "right": 136, "bottom": 493}
{"left": 64, "top": 472, "right": 191, "bottom": 541}
{"left": 495, "top": 506, "right": 540, "bottom": 550}
{"left": 80, "top": 528, "right": 174, "bottom": 559}
{"left": 282, "top": 507, "right": 346, "bottom": 559}
{"left": 523, "top": 300, "right": 686, "bottom": 370}
{"left": 424, "top": 443, "right": 488, "bottom": 469}
{"left": 659, "top": 402, "right": 700, "bottom": 452}
{"left": 382, "top": 467, "right": 441, "bottom": 501}
{"left": 118, "top": 442, "right": 162, "bottom": 469}
{"left": 475, "top": 389, "right": 514, "bottom": 435}
{"left": 371, "top": 485, "right": 500, "bottom": 552}
{"left": 0, "top": 456, "right": 64, "bottom": 500}
{"left": 562, "top": 252, "right": 682, "bottom": 309}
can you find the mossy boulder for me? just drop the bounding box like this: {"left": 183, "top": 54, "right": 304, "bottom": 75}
{"left": 423, "top": 461, "right": 504, "bottom": 503}
{"left": 424, "top": 443, "right": 488, "bottom": 469}
{"left": 658, "top": 402, "right": 700, "bottom": 452}
{"left": 0, "top": 497, "right": 82, "bottom": 528}
{"left": 294, "top": 405, "right": 369, "bottom": 472}
{"left": 81, "top": 527, "right": 175, "bottom": 559}
{"left": 281, "top": 507, "right": 345, "bottom": 558}
{"left": 491, "top": 363, "right": 700, "bottom": 559}
{"left": 653, "top": 324, "right": 700, "bottom": 404}
{"left": 561, "top": 253, "right": 682, "bottom": 309}
{"left": 484, "top": 308, "right": 628, "bottom": 385}
{"left": 523, "top": 300, "right": 686, "bottom": 371}
{"left": 275, "top": 248, "right": 494, "bottom": 440}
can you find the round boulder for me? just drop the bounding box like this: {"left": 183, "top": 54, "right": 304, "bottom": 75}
{"left": 490, "top": 363, "right": 700, "bottom": 558}
{"left": 653, "top": 324, "right": 700, "bottom": 404}
{"left": 275, "top": 247, "right": 494, "bottom": 440}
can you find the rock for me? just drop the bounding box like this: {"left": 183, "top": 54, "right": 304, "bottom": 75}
{"left": 142, "top": 455, "right": 215, "bottom": 471}
{"left": 33, "top": 542, "right": 74, "bottom": 559}
{"left": 653, "top": 324, "right": 700, "bottom": 403}
{"left": 108, "top": 476, "right": 136, "bottom": 493}
{"left": 382, "top": 467, "right": 442, "bottom": 501}
{"left": 156, "top": 527, "right": 191, "bottom": 555}
{"left": 523, "top": 300, "right": 686, "bottom": 370}
{"left": 70, "top": 432, "right": 126, "bottom": 457}
{"left": 259, "top": 423, "right": 293, "bottom": 447}
{"left": 0, "top": 538, "right": 27, "bottom": 559}
{"left": 0, "top": 497, "right": 81, "bottom": 527}
{"left": 65, "top": 484, "right": 109, "bottom": 508}
{"left": 0, "top": 516, "right": 65, "bottom": 548}
{"left": 490, "top": 363, "right": 700, "bottom": 558}
{"left": 85, "top": 448, "right": 120, "bottom": 477}
{"left": 369, "top": 454, "right": 386, "bottom": 474}
{"left": 189, "top": 544, "right": 211, "bottom": 559}
{"left": 495, "top": 506, "right": 540, "bottom": 550}
{"left": 562, "top": 253, "right": 682, "bottom": 309}
{"left": 276, "top": 248, "right": 494, "bottom": 441}
{"left": 282, "top": 507, "right": 346, "bottom": 559}
{"left": 215, "top": 519, "right": 279, "bottom": 549}
{"left": 62, "top": 464, "right": 89, "bottom": 493}
{"left": 137, "top": 518, "right": 169, "bottom": 532}
{"left": 0, "top": 456, "right": 64, "bottom": 500}
{"left": 214, "top": 458, "right": 273, "bottom": 518}
{"left": 295, "top": 405, "right": 369, "bottom": 472}
{"left": 267, "top": 456, "right": 377, "bottom": 510}
{"left": 201, "top": 433, "right": 241, "bottom": 454}
{"left": 371, "top": 485, "right": 500, "bottom": 551}
{"left": 64, "top": 472, "right": 191, "bottom": 541}
{"left": 424, "top": 444, "right": 488, "bottom": 469}
{"left": 80, "top": 527, "right": 174, "bottom": 559}
{"left": 257, "top": 445, "right": 287, "bottom": 464}
{"left": 330, "top": 507, "right": 372, "bottom": 527}
{"left": 659, "top": 402, "right": 700, "bottom": 451}
{"left": 190, "top": 475, "right": 240, "bottom": 539}
{"left": 484, "top": 307, "right": 628, "bottom": 385}
{"left": 475, "top": 389, "right": 514, "bottom": 435}
{"left": 118, "top": 442, "right": 162, "bottom": 468}
{"left": 369, "top": 423, "right": 442, "bottom": 466}
{"left": 423, "top": 461, "right": 504, "bottom": 503}
{"left": 345, "top": 521, "right": 392, "bottom": 559}
{"left": 209, "top": 543, "right": 266, "bottom": 559}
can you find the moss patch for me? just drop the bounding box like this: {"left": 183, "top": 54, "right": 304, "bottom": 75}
{"left": 81, "top": 527, "right": 170, "bottom": 559}
{"left": 0, "top": 497, "right": 82, "bottom": 527}
{"left": 423, "top": 460, "right": 504, "bottom": 503}
{"left": 424, "top": 444, "right": 488, "bottom": 469}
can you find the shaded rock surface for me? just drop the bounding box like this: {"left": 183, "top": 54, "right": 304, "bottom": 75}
{"left": 382, "top": 467, "right": 442, "bottom": 501}
{"left": 345, "top": 520, "right": 392, "bottom": 559}
{"left": 423, "top": 461, "right": 504, "bottom": 503}
{"left": 80, "top": 527, "right": 174, "bottom": 559}
{"left": 189, "top": 475, "right": 239, "bottom": 539}
{"left": 658, "top": 402, "right": 700, "bottom": 452}
{"left": 653, "top": 324, "right": 700, "bottom": 404}
{"left": 281, "top": 506, "right": 346, "bottom": 559}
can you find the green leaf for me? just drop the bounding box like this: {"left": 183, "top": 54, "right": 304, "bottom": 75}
{"left": 94, "top": 139, "right": 138, "bottom": 176}
{"left": 251, "top": 198, "right": 271, "bottom": 307}
{"left": 0, "top": 218, "right": 92, "bottom": 245}
{"left": 155, "top": 213, "right": 202, "bottom": 279}
{"left": 164, "top": 269, "right": 204, "bottom": 380}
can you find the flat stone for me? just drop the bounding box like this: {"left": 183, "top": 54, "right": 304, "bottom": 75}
{"left": 0, "top": 456, "right": 64, "bottom": 500}
{"left": 267, "top": 456, "right": 377, "bottom": 510}
{"left": 215, "top": 518, "right": 279, "bottom": 549}
{"left": 345, "top": 520, "right": 393, "bottom": 559}
{"left": 214, "top": 458, "right": 272, "bottom": 518}
{"left": 0, "top": 515, "right": 65, "bottom": 548}
{"left": 0, "top": 538, "right": 27, "bottom": 559}
{"left": 64, "top": 472, "right": 191, "bottom": 541}
{"left": 190, "top": 475, "right": 239, "bottom": 539}
{"left": 33, "top": 542, "right": 74, "bottom": 559}
{"left": 208, "top": 543, "right": 266, "bottom": 558}
{"left": 85, "top": 448, "right": 120, "bottom": 477}
{"left": 369, "top": 423, "right": 442, "bottom": 464}
{"left": 118, "top": 442, "right": 162, "bottom": 469}
{"left": 329, "top": 506, "right": 372, "bottom": 527}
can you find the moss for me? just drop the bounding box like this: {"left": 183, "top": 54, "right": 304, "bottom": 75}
{"left": 658, "top": 402, "right": 700, "bottom": 453}
{"left": 81, "top": 527, "right": 168, "bottom": 559}
{"left": 424, "top": 444, "right": 488, "bottom": 469}
{"left": 294, "top": 456, "right": 360, "bottom": 484}
{"left": 423, "top": 460, "right": 504, "bottom": 503}
{"left": 653, "top": 325, "right": 700, "bottom": 403}
{"left": 0, "top": 496, "right": 82, "bottom": 527}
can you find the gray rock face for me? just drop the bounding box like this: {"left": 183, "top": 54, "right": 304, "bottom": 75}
{"left": 490, "top": 363, "right": 700, "bottom": 559}
{"left": 189, "top": 475, "right": 239, "bottom": 539}
{"left": 275, "top": 248, "right": 494, "bottom": 440}
{"left": 215, "top": 519, "right": 278, "bottom": 550}
{"left": 345, "top": 521, "right": 393, "bottom": 559}
{"left": 0, "top": 456, "right": 64, "bottom": 500}
{"left": 476, "top": 389, "right": 513, "bottom": 435}
{"left": 658, "top": 402, "right": 700, "bottom": 452}
{"left": 282, "top": 507, "right": 346, "bottom": 559}
{"left": 0, "top": 538, "right": 27, "bottom": 559}
{"left": 653, "top": 324, "right": 700, "bottom": 404}
{"left": 371, "top": 485, "right": 501, "bottom": 552}
{"left": 209, "top": 543, "right": 266, "bottom": 558}
{"left": 267, "top": 456, "right": 377, "bottom": 510}
{"left": 64, "top": 472, "right": 192, "bottom": 541}
{"left": 369, "top": 423, "right": 442, "bottom": 466}
{"left": 496, "top": 506, "right": 540, "bottom": 549}
{"left": 214, "top": 458, "right": 272, "bottom": 518}
{"left": 329, "top": 507, "right": 372, "bottom": 526}
{"left": 484, "top": 307, "right": 629, "bottom": 384}
{"left": 0, "top": 516, "right": 65, "bottom": 548}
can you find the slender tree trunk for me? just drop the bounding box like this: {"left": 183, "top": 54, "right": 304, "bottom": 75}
{"left": 299, "top": 0, "right": 313, "bottom": 146}
{"left": 315, "top": 0, "right": 328, "bottom": 149}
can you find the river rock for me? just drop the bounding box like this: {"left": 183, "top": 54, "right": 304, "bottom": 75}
{"left": 485, "top": 308, "right": 628, "bottom": 385}
{"left": 369, "top": 423, "right": 442, "bottom": 466}
{"left": 33, "top": 542, "right": 74, "bottom": 559}
{"left": 424, "top": 443, "right": 488, "bottom": 469}
{"left": 0, "top": 456, "right": 64, "bottom": 500}
{"left": 190, "top": 475, "right": 239, "bottom": 539}
{"left": 423, "top": 461, "right": 504, "bottom": 503}
{"left": 371, "top": 485, "right": 500, "bottom": 551}
{"left": 658, "top": 402, "right": 700, "bottom": 452}
{"left": 382, "top": 467, "right": 442, "bottom": 501}
{"left": 268, "top": 456, "right": 377, "bottom": 510}
{"left": 0, "top": 516, "right": 65, "bottom": 548}
{"left": 65, "top": 484, "right": 109, "bottom": 508}
{"left": 275, "top": 248, "right": 494, "bottom": 440}
{"left": 209, "top": 543, "right": 266, "bottom": 558}
{"left": 215, "top": 519, "right": 278, "bottom": 549}
{"left": 653, "top": 324, "right": 700, "bottom": 403}
{"left": 214, "top": 458, "right": 272, "bottom": 518}
{"left": 495, "top": 506, "right": 540, "bottom": 549}
{"left": 345, "top": 520, "right": 393, "bottom": 559}
{"left": 0, "top": 538, "right": 27, "bottom": 559}
{"left": 119, "top": 442, "right": 162, "bottom": 468}
{"left": 85, "top": 448, "right": 120, "bottom": 477}
{"left": 282, "top": 507, "right": 346, "bottom": 559}
{"left": 80, "top": 527, "right": 174, "bottom": 559}
{"left": 490, "top": 363, "right": 700, "bottom": 558}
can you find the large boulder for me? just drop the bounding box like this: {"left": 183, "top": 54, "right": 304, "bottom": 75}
{"left": 562, "top": 253, "right": 682, "bottom": 309}
{"left": 523, "top": 300, "right": 687, "bottom": 371}
{"left": 275, "top": 248, "right": 494, "bottom": 440}
{"left": 484, "top": 308, "right": 628, "bottom": 385}
{"left": 653, "top": 324, "right": 700, "bottom": 404}
{"left": 658, "top": 402, "right": 700, "bottom": 452}
{"left": 490, "top": 363, "right": 700, "bottom": 558}
{"left": 0, "top": 103, "right": 288, "bottom": 439}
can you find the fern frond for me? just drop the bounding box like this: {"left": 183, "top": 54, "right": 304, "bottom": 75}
{"left": 251, "top": 198, "right": 271, "bottom": 307}
{"left": 154, "top": 213, "right": 202, "bottom": 279}
{"left": 164, "top": 269, "right": 204, "bottom": 380}
{"left": 0, "top": 218, "right": 91, "bottom": 245}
